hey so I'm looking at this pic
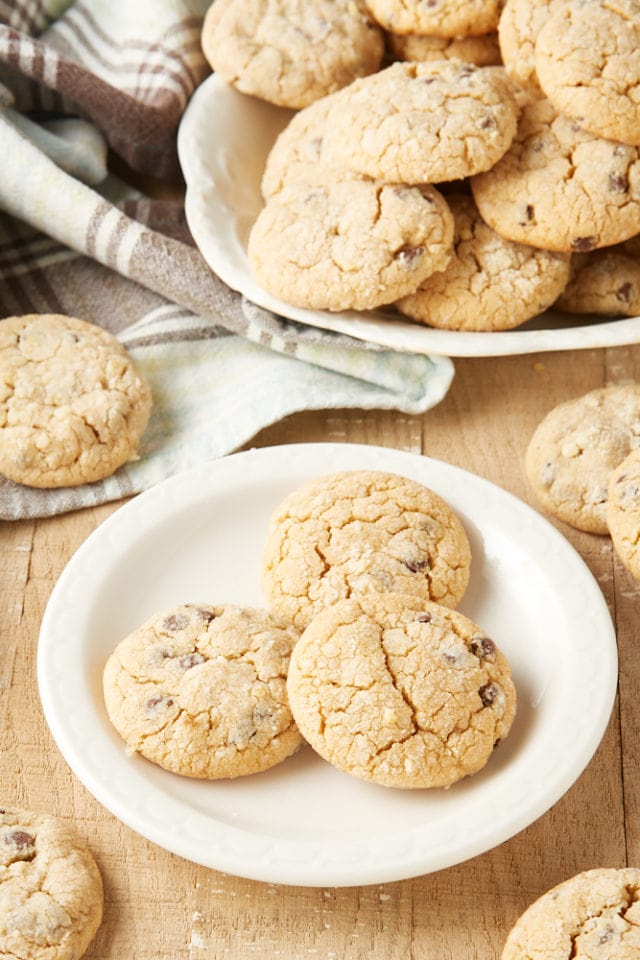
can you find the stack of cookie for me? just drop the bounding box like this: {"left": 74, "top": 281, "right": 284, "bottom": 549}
{"left": 201, "top": 0, "right": 640, "bottom": 332}
{"left": 263, "top": 470, "right": 516, "bottom": 789}
{"left": 526, "top": 383, "right": 640, "bottom": 583}
{"left": 103, "top": 470, "right": 517, "bottom": 790}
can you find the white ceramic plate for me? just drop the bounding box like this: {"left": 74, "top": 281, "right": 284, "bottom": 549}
{"left": 177, "top": 74, "right": 640, "bottom": 359}
{"left": 38, "top": 444, "right": 617, "bottom": 887}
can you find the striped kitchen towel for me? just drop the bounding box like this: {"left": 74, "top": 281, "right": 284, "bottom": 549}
{"left": 0, "top": 0, "right": 454, "bottom": 520}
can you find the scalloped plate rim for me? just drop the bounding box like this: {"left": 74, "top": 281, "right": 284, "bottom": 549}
{"left": 37, "top": 443, "right": 618, "bottom": 886}
{"left": 177, "top": 74, "right": 640, "bottom": 359}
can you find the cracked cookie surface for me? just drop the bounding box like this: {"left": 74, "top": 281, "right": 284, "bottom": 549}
{"left": 502, "top": 867, "right": 640, "bottom": 959}
{"left": 0, "top": 314, "right": 151, "bottom": 488}
{"left": 395, "top": 194, "right": 570, "bottom": 330}
{"left": 471, "top": 98, "right": 640, "bottom": 252}
{"left": 261, "top": 88, "right": 349, "bottom": 199}
{"left": 261, "top": 470, "right": 471, "bottom": 630}
{"left": 365, "top": 0, "right": 503, "bottom": 38}
{"left": 103, "top": 603, "right": 302, "bottom": 779}
{"left": 388, "top": 30, "right": 501, "bottom": 66}
{"left": 525, "top": 384, "right": 640, "bottom": 533}
{"left": 321, "top": 60, "right": 519, "bottom": 184}
{"left": 0, "top": 807, "right": 103, "bottom": 960}
{"left": 201, "top": 0, "right": 384, "bottom": 109}
{"left": 498, "top": 0, "right": 561, "bottom": 93}
{"left": 535, "top": 0, "right": 640, "bottom": 146}
{"left": 287, "top": 594, "right": 516, "bottom": 789}
{"left": 555, "top": 246, "right": 640, "bottom": 317}
{"left": 248, "top": 177, "right": 454, "bottom": 311}
{"left": 606, "top": 448, "right": 640, "bottom": 581}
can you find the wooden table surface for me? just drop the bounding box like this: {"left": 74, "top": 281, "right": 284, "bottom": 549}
{"left": 2, "top": 345, "right": 639, "bottom": 959}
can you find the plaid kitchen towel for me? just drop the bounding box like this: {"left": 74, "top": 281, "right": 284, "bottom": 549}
{"left": 0, "top": 0, "right": 454, "bottom": 520}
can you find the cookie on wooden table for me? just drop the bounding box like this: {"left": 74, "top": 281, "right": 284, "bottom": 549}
{"left": 248, "top": 177, "right": 454, "bottom": 311}
{"left": 471, "top": 98, "right": 640, "bottom": 253}
{"left": 365, "top": 0, "right": 503, "bottom": 38}
{"left": 287, "top": 594, "right": 516, "bottom": 788}
{"left": 396, "top": 194, "right": 570, "bottom": 331}
{"left": 525, "top": 384, "right": 640, "bottom": 534}
{"left": 0, "top": 314, "right": 151, "bottom": 488}
{"left": 535, "top": 0, "right": 640, "bottom": 146}
{"left": 261, "top": 469, "right": 471, "bottom": 630}
{"left": 321, "top": 60, "right": 519, "bottom": 184}
{"left": 606, "top": 449, "right": 640, "bottom": 582}
{"left": 103, "top": 603, "right": 302, "bottom": 779}
{"left": 0, "top": 807, "right": 103, "bottom": 960}
{"left": 502, "top": 868, "right": 640, "bottom": 959}
{"left": 388, "top": 31, "right": 502, "bottom": 66}
{"left": 201, "top": 0, "right": 384, "bottom": 109}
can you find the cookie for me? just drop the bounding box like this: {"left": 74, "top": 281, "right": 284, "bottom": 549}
{"left": 502, "top": 867, "right": 640, "bottom": 959}
{"left": 498, "top": 0, "right": 561, "bottom": 93}
{"left": 365, "top": 0, "right": 503, "bottom": 38}
{"left": 535, "top": 0, "right": 640, "bottom": 146}
{"left": 606, "top": 449, "right": 640, "bottom": 581}
{"left": 0, "top": 314, "right": 152, "bottom": 488}
{"left": 201, "top": 0, "right": 384, "bottom": 109}
{"left": 261, "top": 470, "right": 471, "bottom": 630}
{"left": 248, "top": 178, "right": 454, "bottom": 311}
{"left": 525, "top": 384, "right": 640, "bottom": 534}
{"left": 287, "top": 594, "right": 516, "bottom": 788}
{"left": 395, "top": 194, "right": 570, "bottom": 331}
{"left": 103, "top": 603, "right": 302, "bottom": 779}
{"left": 471, "top": 98, "right": 640, "bottom": 253}
{"left": 555, "top": 248, "right": 640, "bottom": 317}
{"left": 321, "top": 60, "right": 519, "bottom": 184}
{"left": 261, "top": 88, "right": 349, "bottom": 199}
{"left": 388, "top": 30, "right": 502, "bottom": 66}
{"left": 0, "top": 807, "right": 103, "bottom": 960}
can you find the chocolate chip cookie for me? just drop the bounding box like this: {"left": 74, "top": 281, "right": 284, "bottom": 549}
{"left": 525, "top": 384, "right": 640, "bottom": 533}
{"left": 248, "top": 177, "right": 454, "bottom": 311}
{"left": 262, "top": 469, "right": 471, "bottom": 630}
{"left": 287, "top": 594, "right": 516, "bottom": 788}
{"left": 103, "top": 603, "right": 302, "bottom": 779}
{"left": 0, "top": 807, "right": 103, "bottom": 960}
{"left": 0, "top": 314, "right": 151, "bottom": 488}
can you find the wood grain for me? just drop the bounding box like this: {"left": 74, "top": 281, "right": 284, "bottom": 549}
{"left": 1, "top": 347, "right": 637, "bottom": 960}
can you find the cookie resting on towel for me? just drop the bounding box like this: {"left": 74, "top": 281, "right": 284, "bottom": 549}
{"left": 0, "top": 314, "right": 151, "bottom": 488}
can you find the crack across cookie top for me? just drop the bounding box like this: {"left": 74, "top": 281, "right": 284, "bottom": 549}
{"left": 471, "top": 98, "right": 640, "bottom": 253}
{"left": 261, "top": 470, "right": 471, "bottom": 630}
{"left": 320, "top": 61, "right": 520, "bottom": 184}
{"left": 535, "top": 0, "right": 640, "bottom": 147}
{"left": 0, "top": 314, "right": 151, "bottom": 488}
{"left": 502, "top": 868, "right": 640, "bottom": 959}
{"left": 0, "top": 808, "right": 103, "bottom": 960}
{"left": 103, "top": 603, "right": 302, "bottom": 780}
{"left": 248, "top": 178, "right": 454, "bottom": 311}
{"left": 286, "top": 594, "right": 516, "bottom": 789}
{"left": 395, "top": 193, "right": 571, "bottom": 331}
{"left": 201, "top": 0, "right": 384, "bottom": 109}
{"left": 525, "top": 384, "right": 640, "bottom": 534}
